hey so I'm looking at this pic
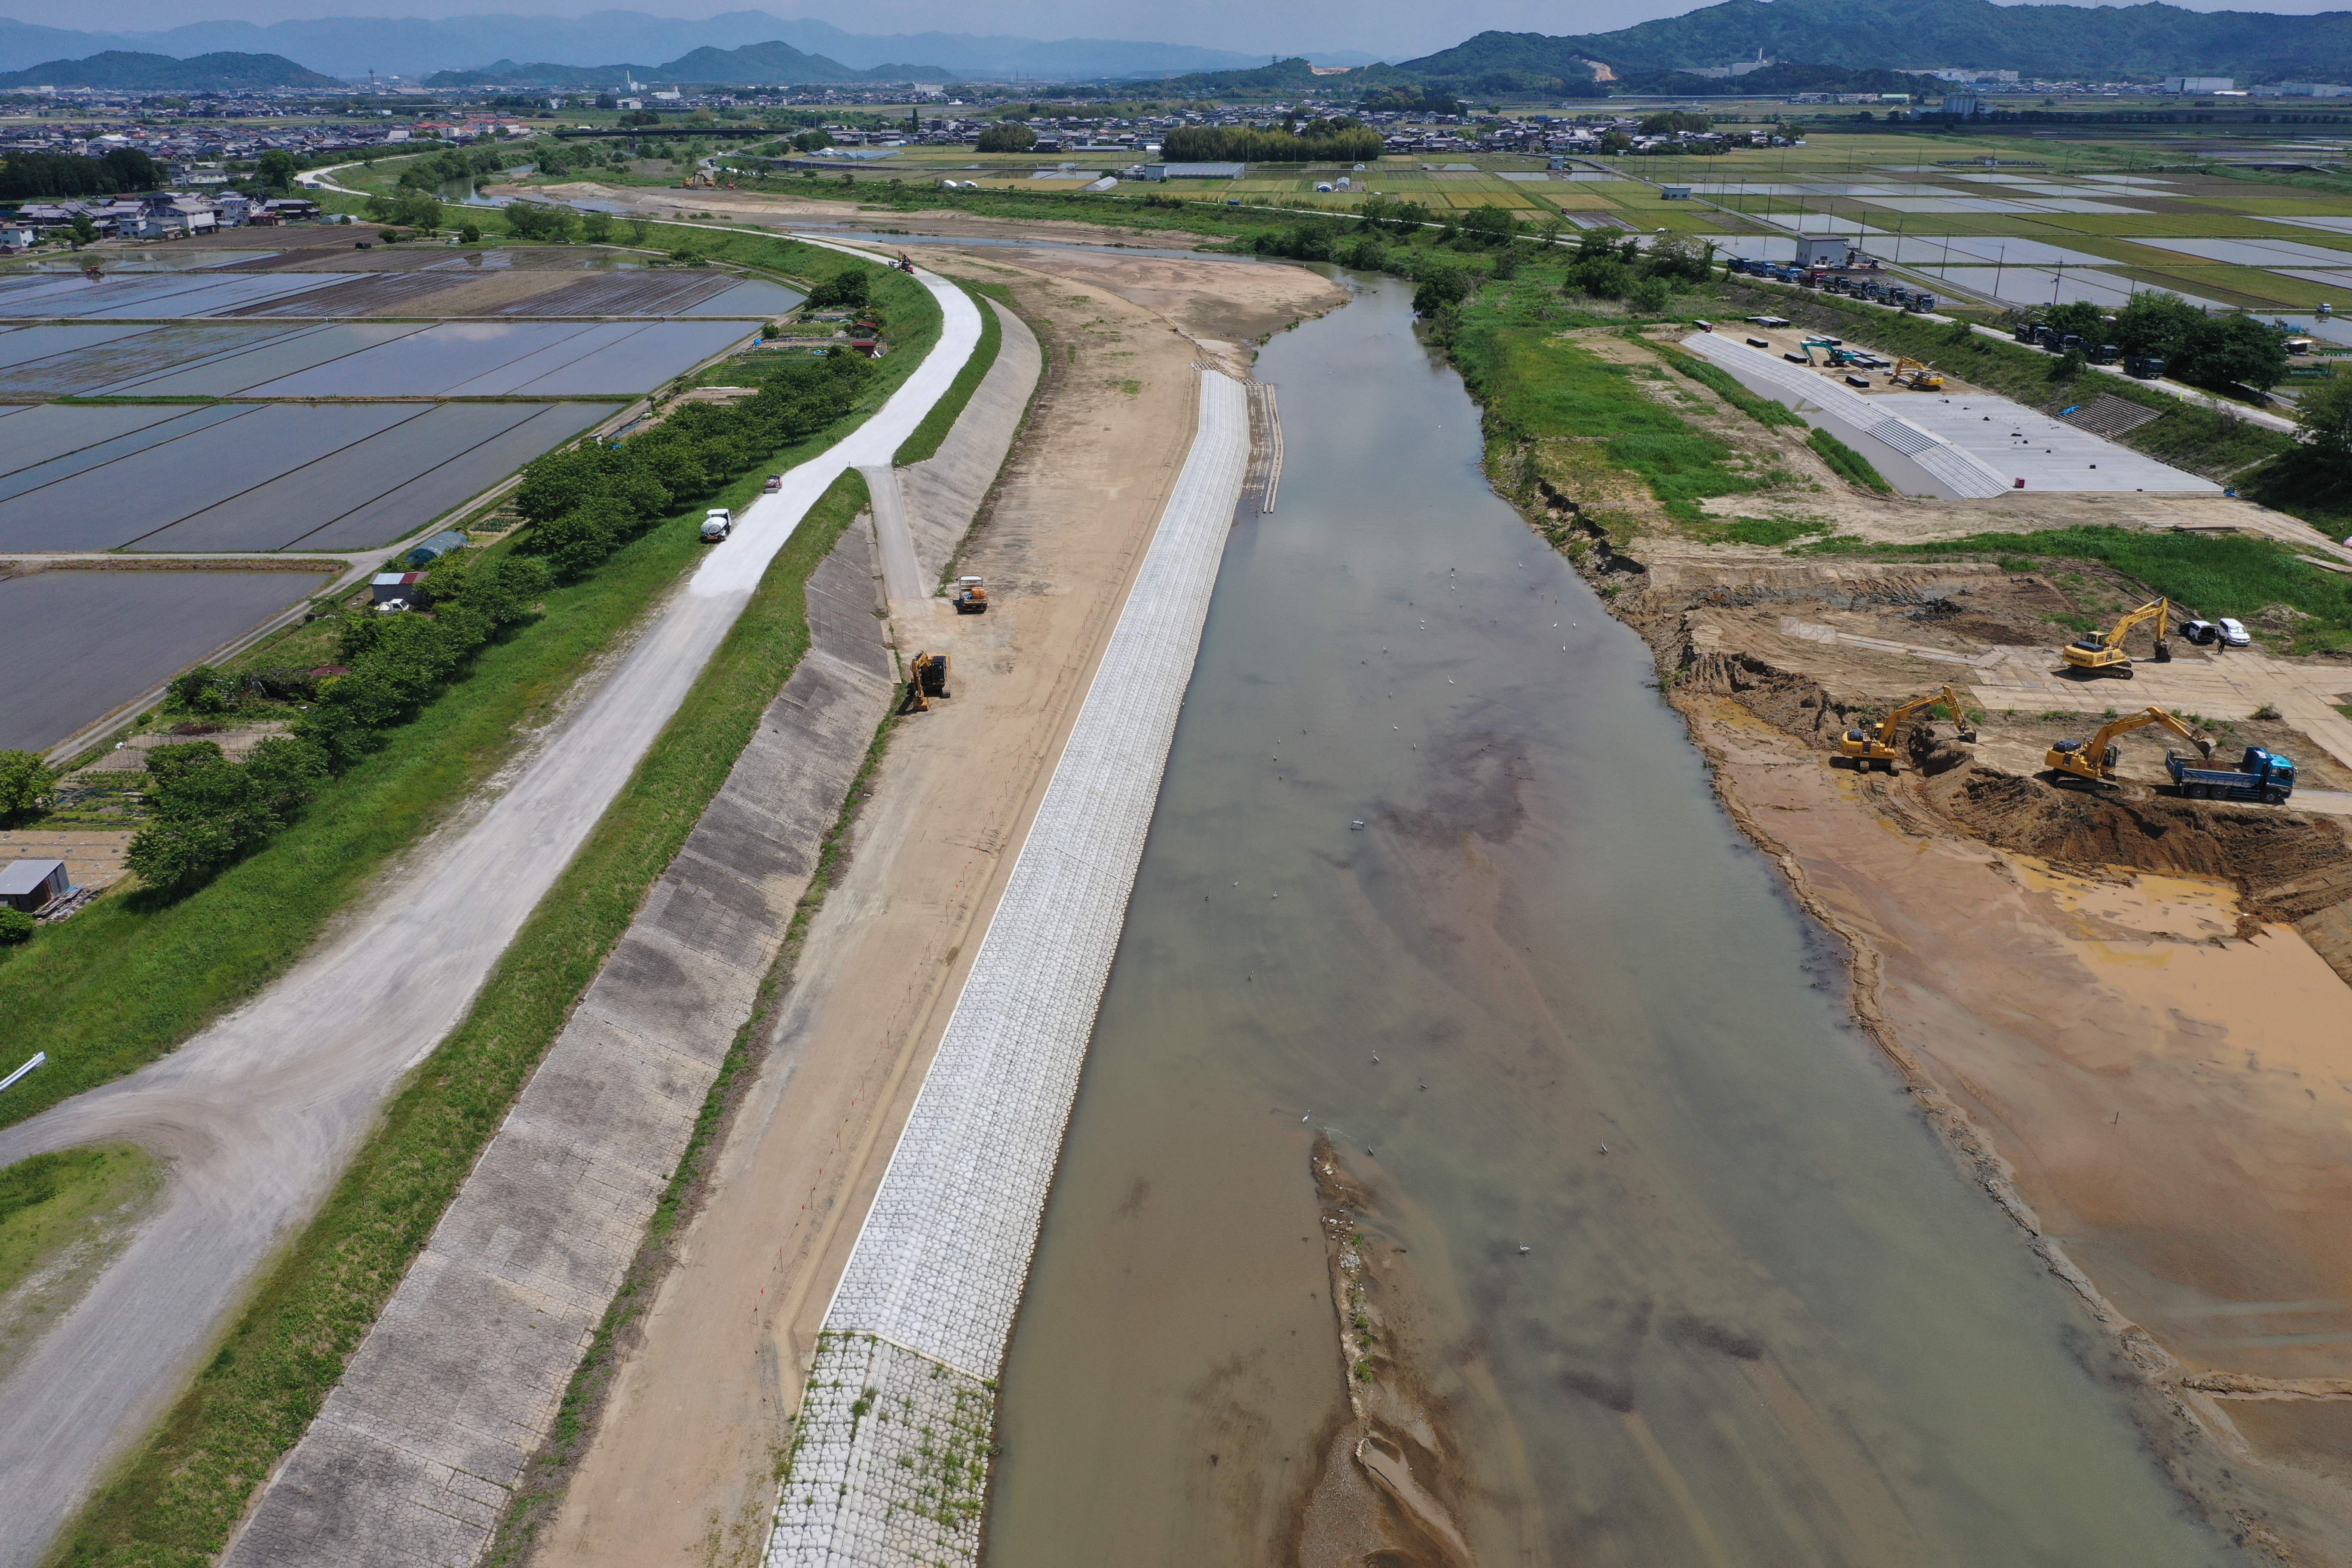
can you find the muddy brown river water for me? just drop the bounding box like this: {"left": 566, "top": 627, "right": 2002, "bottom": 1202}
{"left": 983, "top": 273, "right": 2239, "bottom": 1567}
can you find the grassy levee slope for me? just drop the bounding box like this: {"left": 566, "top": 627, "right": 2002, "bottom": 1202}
{"left": 0, "top": 1147, "right": 160, "bottom": 1304}
{"left": 1450, "top": 280, "right": 1793, "bottom": 530}
{"left": 50, "top": 469, "right": 876, "bottom": 1568}
{"left": 0, "top": 257, "right": 936, "bottom": 1137}
{"left": 894, "top": 288, "right": 1002, "bottom": 466}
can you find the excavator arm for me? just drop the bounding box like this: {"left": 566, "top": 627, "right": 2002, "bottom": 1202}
{"left": 2045, "top": 706, "right": 2211, "bottom": 783}
{"left": 1880, "top": 685, "right": 1979, "bottom": 741}
{"left": 2061, "top": 597, "right": 2171, "bottom": 674}
{"left": 1835, "top": 686, "right": 1979, "bottom": 771}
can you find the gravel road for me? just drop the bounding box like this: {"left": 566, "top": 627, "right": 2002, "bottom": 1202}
{"left": 0, "top": 253, "right": 979, "bottom": 1568}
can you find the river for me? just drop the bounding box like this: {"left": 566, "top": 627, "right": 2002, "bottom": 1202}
{"left": 982, "top": 271, "right": 2237, "bottom": 1567}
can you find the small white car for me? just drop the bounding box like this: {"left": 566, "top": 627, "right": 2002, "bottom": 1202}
{"left": 701, "top": 508, "right": 732, "bottom": 542}
{"left": 2216, "top": 617, "right": 2252, "bottom": 649}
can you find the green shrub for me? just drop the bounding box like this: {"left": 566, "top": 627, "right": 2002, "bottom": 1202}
{"left": 1570, "top": 257, "right": 1631, "bottom": 299}
{"left": 0, "top": 909, "right": 32, "bottom": 946}
{"left": 1412, "top": 261, "right": 1473, "bottom": 315}
{"left": 802, "top": 269, "right": 869, "bottom": 311}
{"left": 0, "top": 750, "right": 57, "bottom": 824}
{"left": 1628, "top": 276, "right": 1671, "bottom": 315}
{"left": 165, "top": 665, "right": 235, "bottom": 715}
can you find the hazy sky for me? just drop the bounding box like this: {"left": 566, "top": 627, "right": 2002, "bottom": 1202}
{"left": 2, "top": 0, "right": 2339, "bottom": 64}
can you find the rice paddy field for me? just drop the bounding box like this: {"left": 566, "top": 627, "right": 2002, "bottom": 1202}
{"left": 0, "top": 228, "right": 805, "bottom": 752}
{"left": 755, "top": 122, "right": 2352, "bottom": 340}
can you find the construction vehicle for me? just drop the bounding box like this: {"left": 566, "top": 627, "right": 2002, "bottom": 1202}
{"left": 2045, "top": 707, "right": 2211, "bottom": 786}
{"left": 2169, "top": 743, "right": 2295, "bottom": 803}
{"left": 1835, "top": 686, "right": 1978, "bottom": 772}
{"left": 900, "top": 651, "right": 950, "bottom": 713}
{"left": 1889, "top": 356, "right": 1945, "bottom": 391}
{"left": 952, "top": 575, "right": 988, "bottom": 614}
{"left": 2059, "top": 597, "right": 2171, "bottom": 677}
{"left": 1798, "top": 336, "right": 1855, "bottom": 367}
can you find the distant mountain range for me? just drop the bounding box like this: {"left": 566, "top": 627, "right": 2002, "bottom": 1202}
{"left": 8, "top": 0, "right": 2345, "bottom": 98}
{"left": 0, "top": 12, "right": 1317, "bottom": 82}
{"left": 1397, "top": 0, "right": 2352, "bottom": 86}
{"left": 0, "top": 49, "right": 338, "bottom": 90}
{"left": 428, "top": 40, "right": 947, "bottom": 88}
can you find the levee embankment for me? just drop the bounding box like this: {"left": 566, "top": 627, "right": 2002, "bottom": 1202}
{"left": 222, "top": 514, "right": 896, "bottom": 1567}
{"left": 763, "top": 369, "right": 1250, "bottom": 1567}
{"left": 0, "top": 267, "right": 982, "bottom": 1568}
{"left": 215, "top": 297, "right": 1028, "bottom": 1568}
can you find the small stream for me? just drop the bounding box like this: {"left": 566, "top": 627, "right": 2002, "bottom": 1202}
{"left": 983, "top": 272, "right": 2236, "bottom": 1566}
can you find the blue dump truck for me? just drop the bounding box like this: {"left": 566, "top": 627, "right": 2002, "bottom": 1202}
{"left": 2168, "top": 745, "right": 2296, "bottom": 804}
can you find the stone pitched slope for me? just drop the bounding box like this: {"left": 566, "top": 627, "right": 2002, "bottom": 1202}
{"left": 222, "top": 532, "right": 894, "bottom": 1568}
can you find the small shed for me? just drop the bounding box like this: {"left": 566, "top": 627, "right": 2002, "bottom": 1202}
{"left": 371, "top": 570, "right": 424, "bottom": 604}
{"left": 1662, "top": 184, "right": 1693, "bottom": 200}
{"left": 1795, "top": 235, "right": 1852, "bottom": 269}
{"left": 0, "top": 859, "right": 70, "bottom": 913}
{"left": 404, "top": 529, "right": 469, "bottom": 567}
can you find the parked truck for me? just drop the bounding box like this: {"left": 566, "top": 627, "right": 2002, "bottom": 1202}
{"left": 2167, "top": 744, "right": 2296, "bottom": 804}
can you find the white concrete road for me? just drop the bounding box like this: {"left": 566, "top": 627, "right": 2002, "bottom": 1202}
{"left": 0, "top": 253, "right": 979, "bottom": 1568}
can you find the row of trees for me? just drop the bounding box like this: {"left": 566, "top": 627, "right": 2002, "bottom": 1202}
{"left": 0, "top": 147, "right": 161, "bottom": 200}
{"left": 123, "top": 554, "right": 551, "bottom": 891}
{"left": 511, "top": 346, "right": 874, "bottom": 578}
{"left": 2034, "top": 297, "right": 2293, "bottom": 391}
{"left": 1162, "top": 119, "right": 1384, "bottom": 165}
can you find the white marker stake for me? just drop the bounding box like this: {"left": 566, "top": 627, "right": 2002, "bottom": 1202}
{"left": 0, "top": 1052, "right": 47, "bottom": 1094}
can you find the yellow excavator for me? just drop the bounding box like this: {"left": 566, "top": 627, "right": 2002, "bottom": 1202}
{"left": 2044, "top": 706, "right": 2212, "bottom": 785}
{"left": 1890, "top": 356, "right": 1945, "bottom": 391}
{"left": 1835, "top": 685, "right": 1979, "bottom": 772}
{"left": 2059, "top": 596, "right": 2172, "bottom": 677}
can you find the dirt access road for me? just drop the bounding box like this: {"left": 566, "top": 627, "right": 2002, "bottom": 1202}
{"left": 519, "top": 249, "right": 1343, "bottom": 1568}
{"left": 0, "top": 262, "right": 980, "bottom": 1568}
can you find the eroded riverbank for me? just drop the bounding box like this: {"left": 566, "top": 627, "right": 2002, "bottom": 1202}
{"left": 985, "top": 273, "right": 2247, "bottom": 1567}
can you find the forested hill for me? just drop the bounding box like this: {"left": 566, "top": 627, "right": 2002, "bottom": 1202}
{"left": 0, "top": 50, "right": 337, "bottom": 89}
{"left": 427, "top": 40, "right": 948, "bottom": 87}
{"left": 1400, "top": 0, "right": 2352, "bottom": 85}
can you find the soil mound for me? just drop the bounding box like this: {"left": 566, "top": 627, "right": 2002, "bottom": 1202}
{"left": 1926, "top": 766, "right": 2352, "bottom": 920}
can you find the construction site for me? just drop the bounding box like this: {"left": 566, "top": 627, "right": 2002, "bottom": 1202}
{"left": 1499, "top": 279, "right": 2352, "bottom": 1544}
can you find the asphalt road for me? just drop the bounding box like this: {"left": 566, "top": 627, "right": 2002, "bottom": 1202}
{"left": 0, "top": 251, "right": 979, "bottom": 1568}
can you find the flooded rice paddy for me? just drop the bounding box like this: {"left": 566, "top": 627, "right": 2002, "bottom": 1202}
{"left": 984, "top": 273, "right": 2239, "bottom": 1567}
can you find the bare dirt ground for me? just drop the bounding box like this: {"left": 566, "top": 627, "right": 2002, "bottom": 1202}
{"left": 524, "top": 248, "right": 1339, "bottom": 1568}
{"left": 1563, "top": 536, "right": 2352, "bottom": 1558}
{"left": 531, "top": 178, "right": 1224, "bottom": 253}
{"left": 523, "top": 180, "right": 1348, "bottom": 362}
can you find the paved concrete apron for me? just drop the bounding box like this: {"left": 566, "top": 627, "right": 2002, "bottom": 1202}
{"left": 0, "top": 259, "right": 980, "bottom": 1568}
{"left": 766, "top": 371, "right": 1251, "bottom": 1568}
